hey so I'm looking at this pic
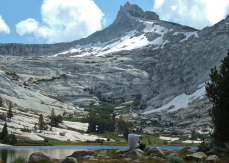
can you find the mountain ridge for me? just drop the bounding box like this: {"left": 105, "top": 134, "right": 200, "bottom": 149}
{"left": 0, "top": 2, "right": 228, "bottom": 134}
{"left": 0, "top": 2, "right": 217, "bottom": 57}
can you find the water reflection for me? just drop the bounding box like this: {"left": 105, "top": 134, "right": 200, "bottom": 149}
{"left": 1, "top": 149, "right": 8, "bottom": 163}
{"left": 0, "top": 147, "right": 81, "bottom": 162}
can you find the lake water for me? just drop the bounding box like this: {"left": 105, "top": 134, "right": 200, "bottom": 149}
{"left": 0, "top": 145, "right": 197, "bottom": 162}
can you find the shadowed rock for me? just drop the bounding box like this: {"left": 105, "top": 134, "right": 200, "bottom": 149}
{"left": 122, "top": 149, "right": 144, "bottom": 158}
{"left": 59, "top": 157, "right": 78, "bottom": 163}
{"left": 28, "top": 152, "right": 52, "bottom": 163}
{"left": 68, "top": 150, "right": 96, "bottom": 158}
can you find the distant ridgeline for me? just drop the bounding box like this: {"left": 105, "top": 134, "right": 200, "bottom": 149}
{"left": 0, "top": 2, "right": 228, "bottom": 113}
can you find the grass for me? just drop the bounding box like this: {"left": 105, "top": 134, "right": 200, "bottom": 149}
{"left": 84, "top": 131, "right": 171, "bottom": 146}
{"left": 63, "top": 116, "right": 82, "bottom": 122}
{"left": 167, "top": 156, "right": 184, "bottom": 163}
{"left": 106, "top": 149, "right": 120, "bottom": 159}
{"left": 10, "top": 156, "right": 27, "bottom": 163}
{"left": 84, "top": 101, "right": 119, "bottom": 113}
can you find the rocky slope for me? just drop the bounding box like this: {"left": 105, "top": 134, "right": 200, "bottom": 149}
{"left": 0, "top": 2, "right": 229, "bottom": 135}
{"left": 0, "top": 2, "right": 198, "bottom": 57}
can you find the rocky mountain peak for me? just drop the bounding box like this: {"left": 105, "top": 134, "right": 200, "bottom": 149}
{"left": 114, "top": 1, "right": 160, "bottom": 24}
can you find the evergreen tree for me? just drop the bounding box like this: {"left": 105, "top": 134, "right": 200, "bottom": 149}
{"left": 34, "top": 123, "right": 37, "bottom": 131}
{"left": 97, "top": 119, "right": 106, "bottom": 133}
{"left": 49, "top": 108, "right": 63, "bottom": 127}
{"left": 50, "top": 108, "right": 55, "bottom": 127}
{"left": 56, "top": 115, "right": 63, "bottom": 123}
{"left": 190, "top": 129, "right": 197, "bottom": 140}
{"left": 117, "top": 119, "right": 128, "bottom": 132}
{"left": 51, "top": 108, "right": 55, "bottom": 117}
{"left": 123, "top": 126, "right": 129, "bottom": 142}
{"left": 38, "top": 114, "right": 46, "bottom": 130}
{"left": 206, "top": 50, "right": 229, "bottom": 147}
{"left": 82, "top": 106, "right": 98, "bottom": 132}
{"left": 11, "top": 134, "right": 17, "bottom": 145}
{"left": 7, "top": 102, "right": 13, "bottom": 120}
{"left": 108, "top": 120, "right": 115, "bottom": 132}
{"left": 87, "top": 112, "right": 98, "bottom": 132}
{"left": 0, "top": 96, "right": 3, "bottom": 107}
{"left": 2, "top": 135, "right": 9, "bottom": 144}
{"left": 53, "top": 115, "right": 63, "bottom": 127}
{"left": 109, "top": 113, "right": 116, "bottom": 132}
{"left": 3, "top": 133, "right": 17, "bottom": 145}
{"left": 0, "top": 123, "right": 8, "bottom": 140}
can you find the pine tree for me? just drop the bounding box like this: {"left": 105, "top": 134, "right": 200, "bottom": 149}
{"left": 51, "top": 108, "right": 55, "bottom": 117}
{"left": 123, "top": 126, "right": 129, "bottom": 142}
{"left": 206, "top": 50, "right": 229, "bottom": 147}
{"left": 34, "top": 123, "right": 37, "bottom": 131}
{"left": 49, "top": 108, "right": 63, "bottom": 127}
{"left": 0, "top": 123, "right": 8, "bottom": 140}
{"left": 50, "top": 108, "right": 55, "bottom": 127}
{"left": 38, "top": 114, "right": 46, "bottom": 130}
{"left": 0, "top": 97, "right": 3, "bottom": 107}
{"left": 7, "top": 102, "right": 13, "bottom": 120}
{"left": 11, "top": 134, "right": 17, "bottom": 145}
{"left": 83, "top": 107, "right": 98, "bottom": 132}
{"left": 97, "top": 119, "right": 106, "bottom": 133}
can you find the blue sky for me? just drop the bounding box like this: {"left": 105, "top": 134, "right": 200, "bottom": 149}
{"left": 0, "top": 0, "right": 228, "bottom": 44}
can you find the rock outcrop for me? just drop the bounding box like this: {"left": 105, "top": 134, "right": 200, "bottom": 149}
{"left": 68, "top": 150, "right": 96, "bottom": 158}
{"left": 0, "top": 2, "right": 228, "bottom": 128}
{"left": 31, "top": 146, "right": 223, "bottom": 163}
{"left": 114, "top": 2, "right": 160, "bottom": 24}
{"left": 28, "top": 152, "right": 52, "bottom": 163}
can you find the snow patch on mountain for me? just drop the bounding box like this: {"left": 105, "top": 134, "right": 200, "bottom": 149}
{"left": 55, "top": 20, "right": 199, "bottom": 57}
{"left": 142, "top": 83, "right": 206, "bottom": 114}
{"left": 54, "top": 18, "right": 200, "bottom": 57}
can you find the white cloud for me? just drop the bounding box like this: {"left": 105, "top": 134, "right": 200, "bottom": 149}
{"left": 0, "top": 15, "right": 10, "bottom": 34}
{"left": 153, "top": 0, "right": 229, "bottom": 29}
{"left": 16, "top": 0, "right": 104, "bottom": 43}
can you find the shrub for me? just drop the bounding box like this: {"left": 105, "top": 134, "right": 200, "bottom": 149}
{"left": 95, "top": 139, "right": 104, "bottom": 144}
{"left": 106, "top": 149, "right": 120, "bottom": 159}
{"left": 198, "top": 139, "right": 211, "bottom": 152}
{"left": 10, "top": 156, "right": 27, "bottom": 163}
{"left": 20, "top": 128, "right": 31, "bottom": 133}
{"left": 163, "top": 140, "right": 169, "bottom": 145}
{"left": 44, "top": 139, "right": 49, "bottom": 142}
{"left": 167, "top": 156, "right": 184, "bottom": 163}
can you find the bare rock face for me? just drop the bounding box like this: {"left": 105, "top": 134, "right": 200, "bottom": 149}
{"left": 114, "top": 2, "right": 159, "bottom": 24}
{"left": 0, "top": 43, "right": 73, "bottom": 56}
{"left": 0, "top": 2, "right": 228, "bottom": 128}
{"left": 0, "top": 3, "right": 160, "bottom": 57}
{"left": 145, "top": 11, "right": 160, "bottom": 20}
